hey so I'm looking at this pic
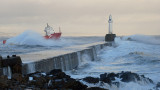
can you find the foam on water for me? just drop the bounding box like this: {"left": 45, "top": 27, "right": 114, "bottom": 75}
{"left": 66, "top": 35, "right": 160, "bottom": 90}
{"left": 1, "top": 32, "right": 160, "bottom": 89}
{"left": 0, "top": 30, "right": 103, "bottom": 56}
{"left": 6, "top": 30, "right": 73, "bottom": 47}
{"left": 123, "top": 34, "right": 160, "bottom": 45}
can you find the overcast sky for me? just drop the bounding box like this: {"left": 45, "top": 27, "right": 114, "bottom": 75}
{"left": 0, "top": 0, "right": 160, "bottom": 36}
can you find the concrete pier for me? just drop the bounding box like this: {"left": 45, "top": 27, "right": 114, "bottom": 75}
{"left": 105, "top": 34, "right": 116, "bottom": 41}
{"left": 21, "top": 42, "right": 112, "bottom": 74}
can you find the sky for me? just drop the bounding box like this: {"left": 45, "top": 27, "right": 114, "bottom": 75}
{"left": 0, "top": 0, "right": 160, "bottom": 36}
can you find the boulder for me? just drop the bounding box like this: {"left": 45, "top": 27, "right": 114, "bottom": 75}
{"left": 100, "top": 73, "right": 107, "bottom": 81}
{"left": 48, "top": 69, "right": 62, "bottom": 75}
{"left": 0, "top": 75, "right": 8, "bottom": 88}
{"left": 83, "top": 77, "right": 99, "bottom": 84}
{"left": 12, "top": 73, "right": 23, "bottom": 82}
{"left": 156, "top": 82, "right": 160, "bottom": 88}
{"left": 120, "top": 72, "right": 140, "bottom": 82}
{"left": 100, "top": 72, "right": 118, "bottom": 85}
{"left": 64, "top": 80, "right": 87, "bottom": 90}
{"left": 87, "top": 87, "right": 108, "bottom": 90}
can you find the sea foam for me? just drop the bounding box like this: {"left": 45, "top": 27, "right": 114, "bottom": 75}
{"left": 6, "top": 30, "right": 73, "bottom": 47}
{"left": 123, "top": 34, "right": 160, "bottom": 45}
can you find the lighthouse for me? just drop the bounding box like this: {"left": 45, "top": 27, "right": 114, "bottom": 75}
{"left": 105, "top": 15, "right": 116, "bottom": 41}
{"left": 108, "top": 15, "right": 113, "bottom": 34}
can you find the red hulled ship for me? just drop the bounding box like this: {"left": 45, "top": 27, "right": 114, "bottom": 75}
{"left": 2, "top": 24, "right": 62, "bottom": 44}
{"left": 44, "top": 23, "right": 61, "bottom": 39}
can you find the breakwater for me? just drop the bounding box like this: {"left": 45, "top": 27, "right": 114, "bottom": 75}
{"left": 21, "top": 42, "right": 112, "bottom": 74}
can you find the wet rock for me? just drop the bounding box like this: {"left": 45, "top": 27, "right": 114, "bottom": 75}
{"left": 1, "top": 56, "right": 22, "bottom": 74}
{"left": 86, "top": 87, "right": 108, "bottom": 90}
{"left": 0, "top": 75, "right": 8, "bottom": 88}
{"left": 0, "top": 68, "right": 3, "bottom": 76}
{"left": 0, "top": 70, "right": 156, "bottom": 89}
{"left": 99, "top": 71, "right": 153, "bottom": 87}
{"left": 0, "top": 55, "right": 2, "bottom": 60}
{"left": 33, "top": 76, "right": 47, "bottom": 88}
{"left": 64, "top": 80, "right": 87, "bottom": 90}
{"left": 48, "top": 69, "right": 62, "bottom": 75}
{"left": 100, "top": 72, "right": 118, "bottom": 85}
{"left": 12, "top": 73, "right": 23, "bottom": 82}
{"left": 107, "top": 72, "right": 118, "bottom": 81}
{"left": 100, "top": 73, "right": 107, "bottom": 81}
{"left": 21, "top": 75, "right": 29, "bottom": 84}
{"left": 56, "top": 72, "right": 66, "bottom": 79}
{"left": 120, "top": 71, "right": 140, "bottom": 82}
{"left": 112, "top": 82, "right": 120, "bottom": 87}
{"left": 27, "top": 71, "right": 42, "bottom": 77}
{"left": 83, "top": 77, "right": 99, "bottom": 84}
{"left": 156, "top": 82, "right": 160, "bottom": 88}
{"left": 51, "top": 79, "right": 65, "bottom": 89}
{"left": 119, "top": 71, "right": 153, "bottom": 84}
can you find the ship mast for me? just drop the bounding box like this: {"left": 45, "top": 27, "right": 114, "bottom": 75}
{"left": 59, "top": 27, "right": 61, "bottom": 33}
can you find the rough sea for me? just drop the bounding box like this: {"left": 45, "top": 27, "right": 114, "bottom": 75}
{"left": 0, "top": 30, "right": 160, "bottom": 90}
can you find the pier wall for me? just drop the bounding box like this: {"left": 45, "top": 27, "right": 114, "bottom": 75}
{"left": 22, "top": 42, "right": 112, "bottom": 74}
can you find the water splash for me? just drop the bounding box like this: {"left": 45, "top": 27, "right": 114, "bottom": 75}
{"left": 123, "top": 34, "right": 160, "bottom": 45}
{"left": 6, "top": 30, "right": 73, "bottom": 47}
{"left": 3, "top": 66, "right": 12, "bottom": 79}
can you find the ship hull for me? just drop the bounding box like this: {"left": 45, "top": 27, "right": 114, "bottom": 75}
{"left": 44, "top": 32, "right": 61, "bottom": 39}
{"left": 3, "top": 32, "right": 62, "bottom": 44}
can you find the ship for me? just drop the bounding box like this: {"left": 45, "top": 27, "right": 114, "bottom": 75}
{"left": 2, "top": 24, "right": 62, "bottom": 44}
{"left": 44, "top": 23, "right": 62, "bottom": 39}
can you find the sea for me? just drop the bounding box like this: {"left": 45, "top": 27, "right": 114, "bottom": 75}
{"left": 0, "top": 30, "right": 160, "bottom": 90}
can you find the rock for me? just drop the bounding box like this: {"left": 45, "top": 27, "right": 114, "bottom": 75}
{"left": 64, "top": 80, "right": 87, "bottom": 90}
{"left": 1, "top": 56, "right": 22, "bottom": 74}
{"left": 100, "top": 72, "right": 118, "bottom": 85}
{"left": 0, "top": 68, "right": 3, "bottom": 76}
{"left": 56, "top": 72, "right": 66, "bottom": 79}
{"left": 86, "top": 87, "right": 108, "bottom": 90}
{"left": 120, "top": 71, "right": 140, "bottom": 82}
{"left": 100, "top": 73, "right": 107, "bottom": 81}
{"left": 0, "top": 75, "right": 8, "bottom": 88}
{"left": 48, "top": 69, "right": 62, "bottom": 75}
{"left": 107, "top": 73, "right": 118, "bottom": 81}
{"left": 99, "top": 71, "right": 153, "bottom": 87}
{"left": 156, "top": 82, "right": 160, "bottom": 88}
{"left": 100, "top": 73, "right": 112, "bottom": 84}
{"left": 32, "top": 76, "right": 47, "bottom": 88}
{"left": 112, "top": 82, "right": 120, "bottom": 87}
{"left": 51, "top": 79, "right": 65, "bottom": 89}
{"left": 28, "top": 71, "right": 42, "bottom": 77}
{"left": 83, "top": 77, "right": 99, "bottom": 84}
{"left": 12, "top": 73, "right": 23, "bottom": 82}
{"left": 0, "top": 55, "right": 2, "bottom": 60}
{"left": 21, "top": 75, "right": 29, "bottom": 84}
{"left": 12, "top": 63, "right": 22, "bottom": 74}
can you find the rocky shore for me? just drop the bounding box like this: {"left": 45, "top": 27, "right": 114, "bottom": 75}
{"left": 1, "top": 69, "right": 159, "bottom": 90}
{"left": 0, "top": 55, "right": 160, "bottom": 89}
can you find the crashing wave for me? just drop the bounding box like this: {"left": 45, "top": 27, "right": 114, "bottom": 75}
{"left": 122, "top": 35, "right": 160, "bottom": 45}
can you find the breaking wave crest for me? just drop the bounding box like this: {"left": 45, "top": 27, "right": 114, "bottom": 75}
{"left": 123, "top": 35, "right": 160, "bottom": 45}
{"left": 6, "top": 30, "right": 73, "bottom": 47}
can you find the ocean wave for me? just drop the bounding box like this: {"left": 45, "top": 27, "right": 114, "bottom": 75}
{"left": 122, "top": 34, "right": 160, "bottom": 45}
{"left": 6, "top": 30, "right": 73, "bottom": 47}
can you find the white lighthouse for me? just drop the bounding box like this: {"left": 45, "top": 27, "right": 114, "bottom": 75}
{"left": 105, "top": 14, "right": 116, "bottom": 41}
{"left": 108, "top": 15, "right": 113, "bottom": 34}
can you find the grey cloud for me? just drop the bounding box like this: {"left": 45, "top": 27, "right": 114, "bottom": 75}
{"left": 0, "top": 0, "right": 160, "bottom": 36}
